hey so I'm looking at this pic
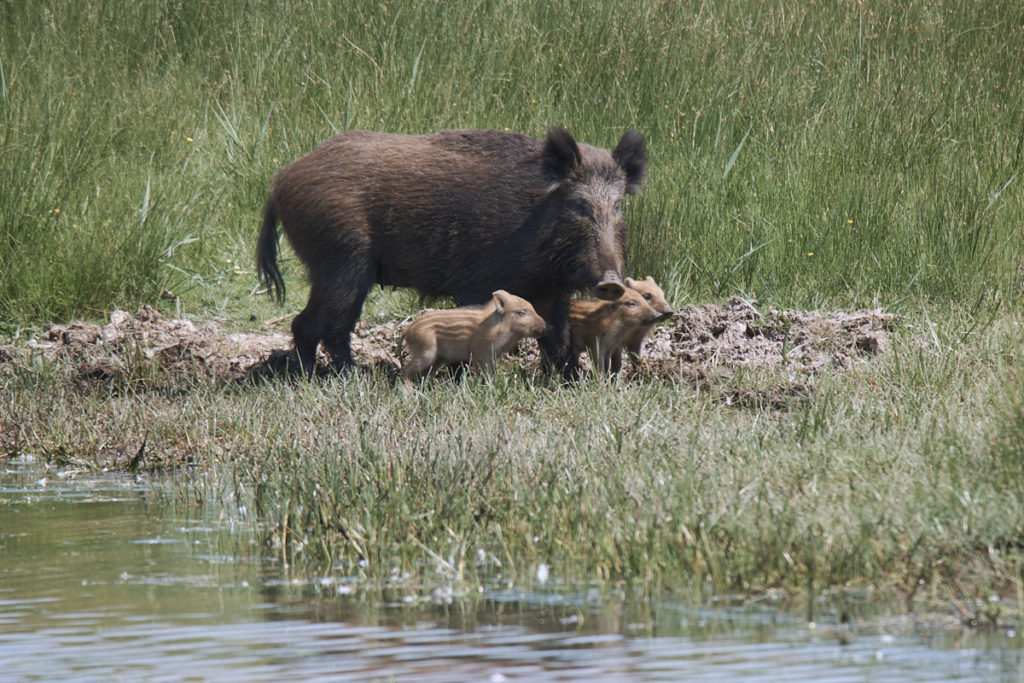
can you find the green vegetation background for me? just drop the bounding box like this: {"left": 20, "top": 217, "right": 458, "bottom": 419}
{"left": 3, "top": 0, "right": 1024, "bottom": 600}
{"left": 2, "top": 0, "right": 1021, "bottom": 323}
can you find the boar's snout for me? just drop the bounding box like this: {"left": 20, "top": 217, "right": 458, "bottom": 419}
{"left": 595, "top": 271, "right": 625, "bottom": 300}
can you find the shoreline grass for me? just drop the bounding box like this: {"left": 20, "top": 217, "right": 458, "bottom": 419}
{"left": 3, "top": 305, "right": 1022, "bottom": 610}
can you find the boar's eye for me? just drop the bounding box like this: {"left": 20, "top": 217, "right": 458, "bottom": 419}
{"left": 570, "top": 201, "right": 592, "bottom": 220}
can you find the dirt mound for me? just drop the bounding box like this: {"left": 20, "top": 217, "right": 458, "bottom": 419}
{"left": 0, "top": 298, "right": 896, "bottom": 386}
{"left": 644, "top": 296, "right": 893, "bottom": 374}
{"left": 2, "top": 306, "right": 291, "bottom": 383}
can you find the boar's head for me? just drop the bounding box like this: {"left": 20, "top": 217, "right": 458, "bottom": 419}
{"left": 539, "top": 128, "right": 647, "bottom": 301}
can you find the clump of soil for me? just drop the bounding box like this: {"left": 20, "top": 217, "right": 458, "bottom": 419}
{"left": 2, "top": 306, "right": 292, "bottom": 383}
{"left": 634, "top": 297, "right": 896, "bottom": 406}
{"left": 643, "top": 296, "right": 894, "bottom": 374}
{"left": 1, "top": 298, "right": 897, "bottom": 389}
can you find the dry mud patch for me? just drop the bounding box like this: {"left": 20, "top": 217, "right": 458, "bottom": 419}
{"left": 1, "top": 298, "right": 897, "bottom": 400}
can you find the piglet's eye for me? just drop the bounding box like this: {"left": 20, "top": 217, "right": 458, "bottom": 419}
{"left": 625, "top": 301, "right": 637, "bottom": 308}
{"left": 643, "top": 293, "right": 653, "bottom": 301}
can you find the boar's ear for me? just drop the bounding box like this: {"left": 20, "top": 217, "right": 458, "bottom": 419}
{"left": 491, "top": 290, "right": 510, "bottom": 314}
{"left": 542, "top": 127, "right": 582, "bottom": 187}
{"left": 613, "top": 129, "right": 648, "bottom": 195}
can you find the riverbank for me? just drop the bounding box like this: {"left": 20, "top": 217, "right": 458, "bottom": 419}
{"left": 3, "top": 302, "right": 1021, "bottom": 619}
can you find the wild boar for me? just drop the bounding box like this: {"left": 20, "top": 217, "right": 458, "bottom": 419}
{"left": 256, "top": 127, "right": 647, "bottom": 375}
{"left": 621, "top": 276, "right": 675, "bottom": 365}
{"left": 400, "top": 290, "right": 547, "bottom": 384}
{"left": 568, "top": 286, "right": 661, "bottom": 374}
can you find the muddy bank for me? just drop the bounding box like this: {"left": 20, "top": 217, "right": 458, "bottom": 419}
{"left": 0, "top": 298, "right": 897, "bottom": 388}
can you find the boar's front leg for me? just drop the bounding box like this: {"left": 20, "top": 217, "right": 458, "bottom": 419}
{"left": 533, "top": 295, "right": 577, "bottom": 379}
{"left": 609, "top": 348, "right": 625, "bottom": 374}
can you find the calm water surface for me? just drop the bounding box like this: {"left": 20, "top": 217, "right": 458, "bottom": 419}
{"left": 1, "top": 456, "right": 1020, "bottom": 681}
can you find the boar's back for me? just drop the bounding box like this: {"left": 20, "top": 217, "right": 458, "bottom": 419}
{"left": 271, "top": 130, "right": 562, "bottom": 302}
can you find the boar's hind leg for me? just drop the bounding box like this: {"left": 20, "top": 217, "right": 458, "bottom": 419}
{"left": 318, "top": 267, "right": 375, "bottom": 371}
{"left": 291, "top": 289, "right": 324, "bottom": 375}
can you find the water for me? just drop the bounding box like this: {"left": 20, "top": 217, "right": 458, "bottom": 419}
{"left": 1, "top": 457, "right": 1021, "bottom": 682}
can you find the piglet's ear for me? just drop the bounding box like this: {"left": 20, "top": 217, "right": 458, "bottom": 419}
{"left": 492, "top": 290, "right": 510, "bottom": 314}
{"left": 542, "top": 127, "right": 582, "bottom": 186}
{"left": 625, "top": 277, "right": 638, "bottom": 288}
{"left": 613, "top": 129, "right": 647, "bottom": 195}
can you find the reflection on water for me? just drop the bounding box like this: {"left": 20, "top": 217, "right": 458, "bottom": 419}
{"left": 1, "top": 456, "right": 1020, "bottom": 682}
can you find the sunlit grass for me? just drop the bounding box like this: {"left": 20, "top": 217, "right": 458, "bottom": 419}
{"left": 2, "top": 0, "right": 1020, "bottom": 326}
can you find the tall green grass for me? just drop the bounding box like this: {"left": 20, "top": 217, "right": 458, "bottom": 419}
{"left": 2, "top": 0, "right": 1021, "bottom": 327}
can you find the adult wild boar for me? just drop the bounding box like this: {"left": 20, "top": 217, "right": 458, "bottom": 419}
{"left": 256, "top": 127, "right": 647, "bottom": 374}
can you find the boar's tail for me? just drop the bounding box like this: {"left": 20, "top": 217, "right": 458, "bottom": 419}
{"left": 256, "top": 198, "right": 286, "bottom": 303}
